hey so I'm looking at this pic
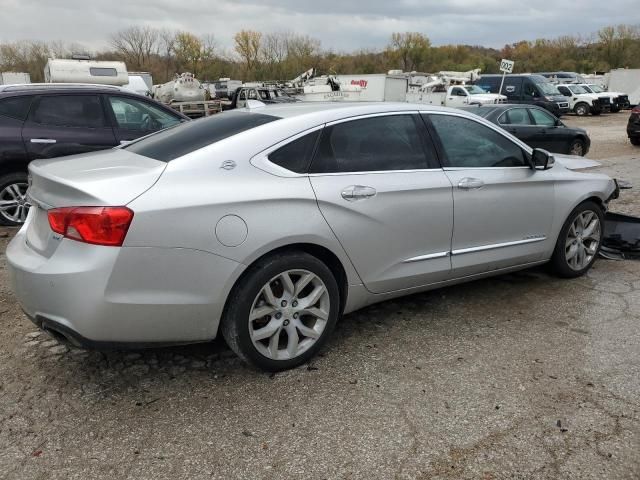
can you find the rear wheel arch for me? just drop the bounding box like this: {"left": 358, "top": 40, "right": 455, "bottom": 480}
{"left": 224, "top": 243, "right": 349, "bottom": 318}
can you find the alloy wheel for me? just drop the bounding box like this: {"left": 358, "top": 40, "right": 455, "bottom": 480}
{"left": 0, "top": 182, "right": 30, "bottom": 224}
{"left": 570, "top": 141, "right": 584, "bottom": 156}
{"left": 565, "top": 210, "right": 601, "bottom": 270}
{"left": 248, "top": 269, "right": 330, "bottom": 361}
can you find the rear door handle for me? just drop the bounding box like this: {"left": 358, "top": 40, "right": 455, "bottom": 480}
{"left": 457, "top": 177, "right": 484, "bottom": 190}
{"left": 341, "top": 185, "right": 377, "bottom": 201}
{"left": 30, "top": 138, "right": 56, "bottom": 144}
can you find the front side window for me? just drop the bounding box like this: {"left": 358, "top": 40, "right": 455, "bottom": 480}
{"left": 0, "top": 95, "right": 33, "bottom": 120}
{"left": 557, "top": 86, "right": 571, "bottom": 96}
{"left": 31, "top": 95, "right": 105, "bottom": 128}
{"left": 310, "top": 114, "right": 431, "bottom": 174}
{"left": 108, "top": 96, "right": 181, "bottom": 131}
{"left": 529, "top": 108, "right": 556, "bottom": 127}
{"left": 499, "top": 108, "right": 531, "bottom": 125}
{"left": 268, "top": 130, "right": 321, "bottom": 173}
{"left": 428, "top": 114, "right": 527, "bottom": 168}
{"left": 451, "top": 87, "right": 466, "bottom": 96}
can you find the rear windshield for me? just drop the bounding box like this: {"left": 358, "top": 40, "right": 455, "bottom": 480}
{"left": 125, "top": 111, "right": 280, "bottom": 162}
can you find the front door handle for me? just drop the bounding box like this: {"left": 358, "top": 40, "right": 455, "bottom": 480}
{"left": 457, "top": 177, "right": 484, "bottom": 190}
{"left": 30, "top": 138, "right": 57, "bottom": 144}
{"left": 341, "top": 185, "right": 377, "bottom": 202}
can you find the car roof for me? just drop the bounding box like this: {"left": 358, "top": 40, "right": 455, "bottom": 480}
{"left": 0, "top": 83, "right": 128, "bottom": 94}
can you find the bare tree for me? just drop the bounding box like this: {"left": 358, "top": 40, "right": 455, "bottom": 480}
{"left": 110, "top": 26, "right": 160, "bottom": 70}
{"left": 234, "top": 30, "right": 262, "bottom": 78}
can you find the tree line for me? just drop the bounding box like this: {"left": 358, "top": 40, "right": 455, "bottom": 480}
{"left": 1, "top": 24, "right": 639, "bottom": 85}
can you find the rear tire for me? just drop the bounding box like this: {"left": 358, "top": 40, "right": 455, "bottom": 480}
{"left": 0, "top": 172, "right": 30, "bottom": 227}
{"left": 221, "top": 251, "right": 340, "bottom": 372}
{"left": 550, "top": 201, "right": 604, "bottom": 278}
{"left": 630, "top": 137, "right": 640, "bottom": 146}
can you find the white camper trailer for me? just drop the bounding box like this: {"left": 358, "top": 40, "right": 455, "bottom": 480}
{"left": 44, "top": 59, "right": 129, "bottom": 86}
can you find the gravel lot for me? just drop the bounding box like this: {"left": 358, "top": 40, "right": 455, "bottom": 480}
{"left": 1, "top": 112, "right": 639, "bottom": 480}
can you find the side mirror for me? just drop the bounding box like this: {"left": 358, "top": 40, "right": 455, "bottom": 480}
{"left": 531, "top": 148, "right": 555, "bottom": 170}
{"left": 555, "top": 119, "right": 563, "bottom": 127}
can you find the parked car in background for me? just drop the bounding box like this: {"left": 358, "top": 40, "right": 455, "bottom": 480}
{"left": 229, "top": 86, "right": 300, "bottom": 109}
{"left": 7, "top": 103, "right": 619, "bottom": 371}
{"left": 556, "top": 84, "right": 607, "bottom": 116}
{"left": 462, "top": 104, "right": 591, "bottom": 156}
{"left": 577, "top": 83, "right": 630, "bottom": 112}
{"left": 539, "top": 72, "right": 587, "bottom": 84}
{"left": 0, "top": 83, "right": 187, "bottom": 225}
{"left": 628, "top": 106, "right": 640, "bottom": 146}
{"left": 473, "top": 74, "right": 570, "bottom": 117}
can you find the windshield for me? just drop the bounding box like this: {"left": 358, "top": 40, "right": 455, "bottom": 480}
{"left": 588, "top": 84, "right": 604, "bottom": 93}
{"left": 568, "top": 85, "right": 589, "bottom": 94}
{"left": 465, "top": 85, "right": 488, "bottom": 95}
{"left": 536, "top": 82, "right": 561, "bottom": 95}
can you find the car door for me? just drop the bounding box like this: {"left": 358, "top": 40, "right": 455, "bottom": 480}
{"left": 105, "top": 94, "right": 183, "bottom": 143}
{"left": 308, "top": 113, "right": 453, "bottom": 294}
{"left": 424, "top": 112, "right": 555, "bottom": 277}
{"left": 497, "top": 107, "right": 538, "bottom": 146}
{"left": 0, "top": 95, "right": 33, "bottom": 164}
{"left": 447, "top": 87, "right": 468, "bottom": 107}
{"left": 527, "top": 107, "right": 566, "bottom": 154}
{"left": 22, "top": 94, "right": 117, "bottom": 160}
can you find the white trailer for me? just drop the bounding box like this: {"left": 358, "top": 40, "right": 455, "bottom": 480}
{"left": 334, "top": 74, "right": 408, "bottom": 102}
{"left": 0, "top": 72, "right": 31, "bottom": 85}
{"left": 606, "top": 69, "right": 640, "bottom": 106}
{"left": 44, "top": 58, "right": 128, "bottom": 86}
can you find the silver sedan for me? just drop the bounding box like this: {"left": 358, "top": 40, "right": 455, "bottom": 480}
{"left": 7, "top": 102, "right": 618, "bottom": 371}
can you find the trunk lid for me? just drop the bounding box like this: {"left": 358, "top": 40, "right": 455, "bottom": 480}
{"left": 28, "top": 148, "right": 166, "bottom": 207}
{"left": 25, "top": 148, "right": 166, "bottom": 257}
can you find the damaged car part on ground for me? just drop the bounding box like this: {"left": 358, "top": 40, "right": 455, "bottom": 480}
{"left": 600, "top": 211, "right": 640, "bottom": 260}
{"left": 7, "top": 102, "right": 623, "bottom": 371}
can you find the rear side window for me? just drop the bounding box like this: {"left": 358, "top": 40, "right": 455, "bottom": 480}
{"left": 31, "top": 95, "right": 105, "bottom": 128}
{"left": 268, "top": 130, "right": 321, "bottom": 173}
{"left": 0, "top": 95, "right": 33, "bottom": 120}
{"left": 310, "top": 114, "right": 432, "bottom": 173}
{"left": 125, "top": 111, "right": 280, "bottom": 162}
{"left": 499, "top": 108, "right": 531, "bottom": 125}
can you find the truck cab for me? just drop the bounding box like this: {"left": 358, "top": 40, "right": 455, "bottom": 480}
{"left": 445, "top": 85, "right": 506, "bottom": 107}
{"left": 577, "top": 83, "right": 630, "bottom": 112}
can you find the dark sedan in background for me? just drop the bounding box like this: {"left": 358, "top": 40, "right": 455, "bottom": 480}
{"left": 0, "top": 84, "right": 187, "bottom": 225}
{"left": 462, "top": 104, "right": 591, "bottom": 156}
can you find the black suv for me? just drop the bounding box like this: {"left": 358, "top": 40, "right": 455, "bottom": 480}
{"left": 0, "top": 84, "right": 188, "bottom": 225}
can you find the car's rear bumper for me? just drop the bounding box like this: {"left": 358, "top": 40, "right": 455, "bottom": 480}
{"left": 7, "top": 228, "right": 244, "bottom": 346}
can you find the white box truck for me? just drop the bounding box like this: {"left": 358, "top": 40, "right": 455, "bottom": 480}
{"left": 607, "top": 69, "right": 640, "bottom": 106}
{"left": 334, "top": 74, "right": 408, "bottom": 102}
{"left": 0, "top": 72, "right": 31, "bottom": 85}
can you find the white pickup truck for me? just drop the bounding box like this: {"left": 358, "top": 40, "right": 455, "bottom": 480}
{"left": 556, "top": 84, "right": 606, "bottom": 116}
{"left": 406, "top": 84, "right": 506, "bottom": 107}
{"left": 576, "top": 83, "right": 630, "bottom": 112}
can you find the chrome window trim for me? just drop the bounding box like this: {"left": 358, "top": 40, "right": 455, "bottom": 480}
{"left": 308, "top": 168, "right": 443, "bottom": 177}
{"left": 452, "top": 236, "right": 546, "bottom": 255}
{"left": 402, "top": 251, "right": 450, "bottom": 263}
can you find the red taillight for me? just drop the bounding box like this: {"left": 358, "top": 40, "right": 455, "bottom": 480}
{"left": 47, "top": 206, "right": 134, "bottom": 247}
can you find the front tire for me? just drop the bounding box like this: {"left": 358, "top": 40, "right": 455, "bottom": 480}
{"left": 630, "top": 137, "right": 640, "bottom": 146}
{"left": 550, "top": 201, "right": 604, "bottom": 278}
{"left": 221, "top": 251, "right": 340, "bottom": 371}
{"left": 0, "top": 172, "right": 30, "bottom": 226}
{"left": 574, "top": 103, "right": 590, "bottom": 116}
{"left": 569, "top": 138, "right": 586, "bottom": 156}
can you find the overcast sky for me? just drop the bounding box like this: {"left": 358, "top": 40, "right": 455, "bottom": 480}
{"left": 2, "top": 0, "right": 639, "bottom": 53}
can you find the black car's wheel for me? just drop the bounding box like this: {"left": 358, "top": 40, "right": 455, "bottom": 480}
{"left": 630, "top": 137, "right": 640, "bottom": 146}
{"left": 221, "top": 251, "right": 340, "bottom": 371}
{"left": 0, "top": 172, "right": 30, "bottom": 226}
{"left": 550, "top": 201, "right": 604, "bottom": 278}
{"left": 574, "top": 103, "right": 590, "bottom": 116}
{"left": 569, "top": 138, "right": 586, "bottom": 156}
